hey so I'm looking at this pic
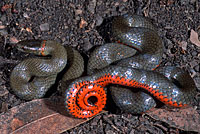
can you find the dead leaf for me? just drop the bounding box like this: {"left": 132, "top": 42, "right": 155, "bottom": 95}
{"left": 1, "top": 4, "right": 12, "bottom": 12}
{"left": 9, "top": 37, "right": 19, "bottom": 44}
{"left": 143, "top": 0, "right": 150, "bottom": 17}
{"left": 190, "top": 29, "right": 200, "bottom": 47}
{"left": 0, "top": 25, "right": 6, "bottom": 29}
{"left": 145, "top": 107, "right": 200, "bottom": 132}
{"left": 25, "top": 28, "right": 33, "bottom": 33}
{"left": 178, "top": 41, "right": 187, "bottom": 51}
{"left": 167, "top": 0, "right": 174, "bottom": 5}
{"left": 0, "top": 98, "right": 94, "bottom": 134}
{"left": 177, "top": 41, "right": 187, "bottom": 54}
{"left": 79, "top": 18, "right": 88, "bottom": 28}
{"left": 75, "top": 9, "right": 82, "bottom": 15}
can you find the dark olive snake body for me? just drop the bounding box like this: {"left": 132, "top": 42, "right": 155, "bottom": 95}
{"left": 87, "top": 14, "right": 163, "bottom": 73}
{"left": 65, "top": 66, "right": 196, "bottom": 118}
{"left": 65, "top": 14, "right": 196, "bottom": 118}
{"left": 10, "top": 14, "right": 197, "bottom": 118}
{"left": 10, "top": 40, "right": 84, "bottom": 100}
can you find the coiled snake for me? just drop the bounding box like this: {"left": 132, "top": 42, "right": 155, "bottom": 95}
{"left": 10, "top": 40, "right": 84, "bottom": 100}
{"left": 10, "top": 14, "right": 197, "bottom": 118}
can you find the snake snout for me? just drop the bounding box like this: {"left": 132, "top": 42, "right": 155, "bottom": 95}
{"left": 17, "top": 40, "right": 44, "bottom": 54}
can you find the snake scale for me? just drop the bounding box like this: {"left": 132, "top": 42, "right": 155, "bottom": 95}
{"left": 10, "top": 14, "right": 197, "bottom": 118}
{"left": 10, "top": 40, "right": 84, "bottom": 100}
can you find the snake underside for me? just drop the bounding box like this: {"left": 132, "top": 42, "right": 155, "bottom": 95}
{"left": 64, "top": 14, "right": 197, "bottom": 118}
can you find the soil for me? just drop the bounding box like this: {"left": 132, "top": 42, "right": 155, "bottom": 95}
{"left": 0, "top": 0, "right": 199, "bottom": 133}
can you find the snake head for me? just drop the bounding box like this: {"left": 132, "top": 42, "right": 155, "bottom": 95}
{"left": 16, "top": 40, "right": 46, "bottom": 55}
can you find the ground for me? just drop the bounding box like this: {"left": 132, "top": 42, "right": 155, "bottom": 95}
{"left": 0, "top": 0, "right": 199, "bottom": 133}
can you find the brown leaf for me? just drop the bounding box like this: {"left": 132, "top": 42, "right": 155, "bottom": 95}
{"left": 178, "top": 41, "right": 187, "bottom": 51}
{"left": 143, "top": 0, "right": 150, "bottom": 17}
{"left": 9, "top": 37, "right": 19, "bottom": 44}
{"left": 79, "top": 18, "right": 88, "bottom": 28}
{"left": 167, "top": 0, "right": 174, "bottom": 5}
{"left": 190, "top": 29, "right": 200, "bottom": 47}
{"left": 1, "top": 4, "right": 12, "bottom": 12}
{"left": 25, "top": 28, "right": 33, "bottom": 33}
{"left": 0, "top": 98, "right": 91, "bottom": 134}
{"left": 177, "top": 41, "right": 187, "bottom": 54}
{"left": 0, "top": 102, "right": 8, "bottom": 113}
{"left": 145, "top": 107, "right": 200, "bottom": 132}
{"left": 0, "top": 25, "right": 6, "bottom": 29}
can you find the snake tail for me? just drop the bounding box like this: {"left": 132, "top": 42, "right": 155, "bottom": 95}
{"left": 65, "top": 66, "right": 195, "bottom": 118}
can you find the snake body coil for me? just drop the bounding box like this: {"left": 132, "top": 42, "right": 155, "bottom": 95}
{"left": 10, "top": 40, "right": 84, "bottom": 100}
{"left": 10, "top": 14, "right": 197, "bottom": 119}
{"left": 65, "top": 14, "right": 197, "bottom": 118}
{"left": 65, "top": 66, "right": 197, "bottom": 118}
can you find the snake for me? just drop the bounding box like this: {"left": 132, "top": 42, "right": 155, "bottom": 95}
{"left": 10, "top": 14, "right": 197, "bottom": 119}
{"left": 10, "top": 40, "right": 84, "bottom": 100}
{"left": 64, "top": 14, "right": 197, "bottom": 118}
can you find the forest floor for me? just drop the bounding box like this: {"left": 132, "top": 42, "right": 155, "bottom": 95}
{"left": 0, "top": 0, "right": 199, "bottom": 134}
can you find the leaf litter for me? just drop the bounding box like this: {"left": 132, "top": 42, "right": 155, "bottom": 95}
{"left": 190, "top": 29, "right": 200, "bottom": 47}
{"left": 0, "top": 97, "right": 106, "bottom": 134}
{"left": 145, "top": 107, "right": 200, "bottom": 133}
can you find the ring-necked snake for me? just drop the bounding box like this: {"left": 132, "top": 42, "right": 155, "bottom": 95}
{"left": 65, "top": 14, "right": 197, "bottom": 118}
{"left": 10, "top": 40, "right": 84, "bottom": 100}
{"left": 10, "top": 14, "right": 197, "bottom": 118}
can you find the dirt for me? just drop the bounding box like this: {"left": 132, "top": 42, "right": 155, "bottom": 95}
{"left": 0, "top": 0, "right": 199, "bottom": 133}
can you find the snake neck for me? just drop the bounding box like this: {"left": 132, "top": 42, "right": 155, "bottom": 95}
{"left": 27, "top": 40, "right": 68, "bottom": 75}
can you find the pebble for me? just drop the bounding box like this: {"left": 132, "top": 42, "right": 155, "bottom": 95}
{"left": 106, "top": 130, "right": 115, "bottom": 134}
{"left": 190, "top": 0, "right": 196, "bottom": 4}
{"left": 130, "top": 129, "right": 135, "bottom": 134}
{"left": 91, "top": 121, "right": 98, "bottom": 126}
{"left": 88, "top": 0, "right": 97, "bottom": 14}
{"left": 0, "top": 15, "right": 6, "bottom": 22}
{"left": 191, "top": 51, "right": 197, "bottom": 56}
{"left": 40, "top": 23, "right": 50, "bottom": 31}
{"left": 194, "top": 65, "right": 199, "bottom": 72}
{"left": 180, "top": 0, "right": 190, "bottom": 5}
{"left": 0, "top": 87, "right": 9, "bottom": 97}
{"left": 95, "top": 15, "right": 103, "bottom": 26}
{"left": 194, "top": 77, "right": 200, "bottom": 90}
{"left": 23, "top": 12, "right": 30, "bottom": 18}
{"left": 190, "top": 60, "right": 198, "bottom": 68}
{"left": 0, "top": 75, "right": 5, "bottom": 85}
{"left": 180, "top": 41, "right": 187, "bottom": 50}
{"left": 75, "top": 9, "right": 82, "bottom": 15}
{"left": 83, "top": 38, "right": 93, "bottom": 51}
{"left": 0, "top": 29, "right": 8, "bottom": 36}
